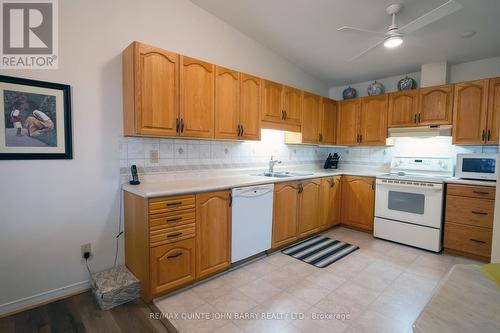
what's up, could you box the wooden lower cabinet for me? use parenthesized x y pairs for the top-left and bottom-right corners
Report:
(272, 182), (299, 248)
(297, 179), (321, 237)
(150, 238), (196, 295)
(320, 177), (341, 229)
(444, 184), (495, 261)
(196, 191), (231, 279)
(340, 176), (375, 232)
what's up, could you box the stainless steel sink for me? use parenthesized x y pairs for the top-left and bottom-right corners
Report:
(255, 171), (314, 178)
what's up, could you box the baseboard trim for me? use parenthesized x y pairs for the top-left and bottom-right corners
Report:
(0, 280), (91, 318)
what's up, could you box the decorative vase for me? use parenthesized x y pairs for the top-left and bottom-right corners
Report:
(367, 81), (385, 96)
(398, 76), (417, 91)
(342, 86), (357, 100)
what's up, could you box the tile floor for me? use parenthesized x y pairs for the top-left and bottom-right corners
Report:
(154, 226), (482, 333)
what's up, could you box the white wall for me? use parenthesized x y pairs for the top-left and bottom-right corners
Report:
(329, 57), (500, 99)
(0, 0), (329, 315)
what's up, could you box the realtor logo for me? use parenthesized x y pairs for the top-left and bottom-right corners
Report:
(1, 0), (58, 69)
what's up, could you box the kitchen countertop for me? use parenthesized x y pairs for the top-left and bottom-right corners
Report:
(122, 168), (385, 198)
(444, 177), (497, 187)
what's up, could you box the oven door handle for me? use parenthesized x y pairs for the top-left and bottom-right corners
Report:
(376, 182), (443, 191)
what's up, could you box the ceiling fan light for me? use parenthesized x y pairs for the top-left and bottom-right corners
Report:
(384, 36), (403, 48)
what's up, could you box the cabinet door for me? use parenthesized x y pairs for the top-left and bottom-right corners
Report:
(487, 77), (500, 144)
(214, 66), (240, 140)
(417, 84), (453, 125)
(298, 179), (321, 237)
(180, 56), (214, 138)
(301, 92), (321, 144)
(272, 182), (299, 248)
(240, 74), (262, 140)
(320, 98), (337, 145)
(283, 86), (302, 125)
(150, 238), (196, 295)
(196, 191), (231, 279)
(359, 95), (387, 145)
(320, 177), (341, 229)
(341, 176), (375, 232)
(134, 43), (179, 136)
(388, 91), (418, 127)
(337, 99), (361, 145)
(452, 80), (489, 144)
(262, 80), (284, 123)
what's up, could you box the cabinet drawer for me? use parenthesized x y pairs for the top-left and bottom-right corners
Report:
(150, 209), (195, 229)
(446, 184), (495, 200)
(150, 238), (196, 295)
(150, 224), (195, 247)
(445, 195), (494, 228)
(444, 222), (492, 258)
(149, 195), (195, 214)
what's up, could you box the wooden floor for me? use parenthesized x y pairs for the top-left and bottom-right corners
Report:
(0, 291), (177, 333)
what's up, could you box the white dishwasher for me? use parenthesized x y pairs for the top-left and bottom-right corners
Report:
(231, 184), (274, 263)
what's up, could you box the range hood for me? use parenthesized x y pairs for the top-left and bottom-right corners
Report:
(388, 125), (452, 138)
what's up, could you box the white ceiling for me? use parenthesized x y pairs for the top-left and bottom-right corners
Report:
(190, 0), (500, 86)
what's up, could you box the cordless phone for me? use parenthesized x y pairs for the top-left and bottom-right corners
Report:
(129, 165), (140, 185)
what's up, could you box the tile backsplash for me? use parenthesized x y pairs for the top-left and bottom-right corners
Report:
(120, 132), (498, 175)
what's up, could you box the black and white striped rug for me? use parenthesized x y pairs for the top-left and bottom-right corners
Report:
(281, 235), (359, 268)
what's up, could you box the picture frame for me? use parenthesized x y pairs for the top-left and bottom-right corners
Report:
(0, 75), (72, 159)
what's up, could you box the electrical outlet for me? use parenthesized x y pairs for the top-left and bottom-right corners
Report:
(149, 150), (159, 164)
(81, 243), (92, 259)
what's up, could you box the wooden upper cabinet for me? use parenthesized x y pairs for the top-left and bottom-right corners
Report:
(180, 56), (215, 138)
(297, 179), (321, 238)
(123, 42), (179, 137)
(388, 90), (418, 127)
(417, 84), (453, 125)
(214, 66), (240, 140)
(240, 74), (262, 141)
(283, 86), (302, 125)
(341, 176), (375, 232)
(359, 95), (388, 145)
(320, 177), (341, 228)
(337, 99), (361, 146)
(301, 92), (321, 144)
(195, 191), (231, 279)
(452, 79), (489, 144)
(272, 182), (299, 248)
(487, 77), (500, 144)
(320, 98), (337, 145)
(262, 80), (284, 123)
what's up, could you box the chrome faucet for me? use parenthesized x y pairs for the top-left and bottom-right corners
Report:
(268, 155), (282, 174)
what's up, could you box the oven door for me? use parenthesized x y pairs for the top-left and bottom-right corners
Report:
(375, 179), (444, 228)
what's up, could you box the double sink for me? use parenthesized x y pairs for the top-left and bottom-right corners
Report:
(256, 171), (314, 178)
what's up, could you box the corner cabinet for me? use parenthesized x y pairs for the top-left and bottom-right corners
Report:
(195, 191), (231, 279)
(123, 42), (180, 136)
(320, 177), (341, 229)
(261, 80), (302, 131)
(341, 176), (375, 232)
(180, 56), (215, 138)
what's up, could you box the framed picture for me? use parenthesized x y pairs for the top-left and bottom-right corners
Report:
(0, 75), (72, 159)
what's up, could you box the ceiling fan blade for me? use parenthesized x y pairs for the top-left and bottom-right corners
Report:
(337, 26), (385, 35)
(348, 39), (385, 62)
(400, 0), (463, 34)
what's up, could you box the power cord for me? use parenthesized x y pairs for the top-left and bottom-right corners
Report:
(114, 190), (124, 267)
(84, 253), (96, 289)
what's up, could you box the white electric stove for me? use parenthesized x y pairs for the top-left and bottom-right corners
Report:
(374, 156), (453, 252)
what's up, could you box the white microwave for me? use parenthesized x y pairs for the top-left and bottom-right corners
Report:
(456, 154), (498, 181)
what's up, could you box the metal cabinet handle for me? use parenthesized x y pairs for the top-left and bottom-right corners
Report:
(167, 232), (183, 238)
(482, 129), (485, 141)
(180, 118), (184, 133)
(176, 118), (180, 133)
(417, 113), (421, 123)
(166, 216), (183, 222)
(167, 252), (183, 259)
(229, 193), (232, 207)
(359, 134), (362, 143)
(469, 238), (486, 244)
(487, 129), (491, 141)
(166, 201), (182, 206)
(473, 191), (489, 195)
(281, 110), (285, 120)
(414, 114), (417, 124)
(471, 211), (488, 215)
(298, 183), (303, 193)
(237, 124), (241, 136)
(241, 125), (244, 136)
(319, 133), (323, 142)
(284, 111), (287, 120)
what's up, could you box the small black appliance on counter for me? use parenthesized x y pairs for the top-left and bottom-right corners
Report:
(324, 153), (340, 169)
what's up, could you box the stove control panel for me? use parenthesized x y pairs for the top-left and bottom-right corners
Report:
(390, 156), (453, 177)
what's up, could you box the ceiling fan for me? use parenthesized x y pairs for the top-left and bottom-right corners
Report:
(338, 0), (463, 61)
